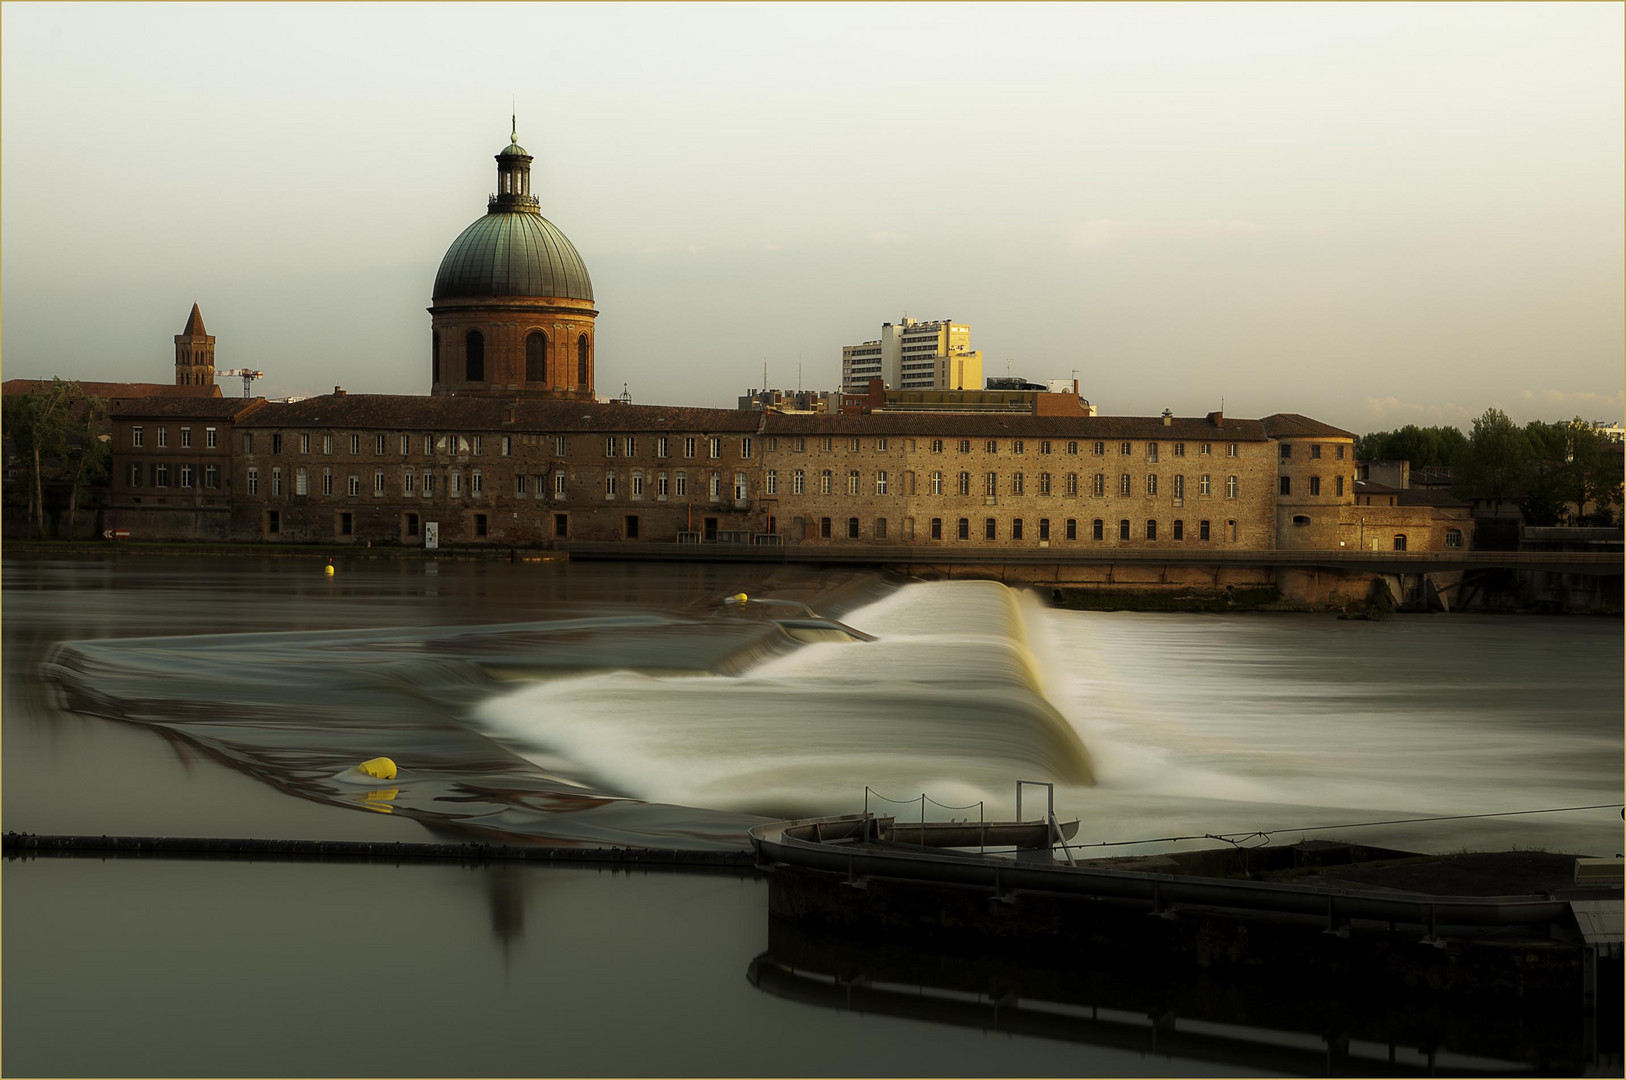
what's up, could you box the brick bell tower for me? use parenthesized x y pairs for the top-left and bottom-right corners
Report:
(175, 303), (215, 388)
(428, 119), (598, 398)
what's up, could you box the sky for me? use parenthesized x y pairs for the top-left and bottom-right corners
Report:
(2, 2), (1621, 433)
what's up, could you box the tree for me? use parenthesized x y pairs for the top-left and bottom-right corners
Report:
(1454, 407), (1530, 512)
(1355, 424), (1468, 467)
(1559, 418), (1623, 526)
(64, 394), (110, 539)
(2, 378), (81, 537)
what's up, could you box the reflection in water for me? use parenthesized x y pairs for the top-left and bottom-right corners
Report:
(749, 914), (1602, 1076)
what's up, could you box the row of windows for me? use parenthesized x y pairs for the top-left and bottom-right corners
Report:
(236, 465), (755, 503)
(432, 330), (590, 385)
(806, 516), (1240, 543)
(605, 436), (750, 459)
(129, 426), (218, 449)
(758, 469), (1248, 499)
(1280, 443), (1348, 461)
(127, 463), (221, 489)
(763, 438), (1254, 458)
(233, 431), (766, 461)
(206, 428), (1342, 465)
(600, 471), (749, 502)
(1279, 475), (1347, 497)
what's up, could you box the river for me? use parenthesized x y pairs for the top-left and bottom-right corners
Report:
(3, 554), (1620, 1076)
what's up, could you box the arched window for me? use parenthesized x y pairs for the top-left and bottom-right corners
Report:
(432, 332), (441, 383)
(526, 331), (548, 383)
(465, 330), (484, 382)
(577, 334), (589, 385)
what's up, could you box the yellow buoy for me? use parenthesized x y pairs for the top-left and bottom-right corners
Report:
(324, 564), (335, 576)
(356, 756), (397, 780)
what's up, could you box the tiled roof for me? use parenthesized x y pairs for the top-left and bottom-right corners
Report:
(4, 379), (220, 400)
(763, 412), (1273, 441)
(1260, 413), (1357, 439)
(237, 394), (761, 433)
(108, 397), (265, 420)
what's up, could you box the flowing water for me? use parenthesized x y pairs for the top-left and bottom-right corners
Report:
(3, 554), (1620, 1076)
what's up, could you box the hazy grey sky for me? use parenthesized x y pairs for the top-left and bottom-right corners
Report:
(3, 2), (1621, 430)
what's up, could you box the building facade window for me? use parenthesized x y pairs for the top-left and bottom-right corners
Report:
(1146, 519), (1157, 540)
(375, 470), (385, 495)
(271, 466), (282, 495)
(957, 518), (970, 540)
(984, 518), (997, 540)
(1200, 474), (1212, 496)
(958, 472), (971, 496)
(472, 469), (483, 496)
(848, 471), (860, 496)
(1393, 534), (1408, 551)
(1118, 519), (1130, 540)
(577, 335), (588, 384)
(1118, 474), (1131, 496)
(1309, 476), (1321, 496)
(1173, 474), (1184, 500)
(465, 330), (484, 381)
(204, 465), (219, 489)
(1146, 474), (1157, 496)
(180, 464), (194, 488)
(1280, 476), (1292, 496)
(348, 474), (361, 496)
(1200, 520), (1211, 540)
(158, 427), (168, 448)
(766, 470), (778, 495)
(321, 467), (333, 495)
(526, 331), (548, 382)
(181, 427), (192, 448)
(1173, 520), (1184, 540)
(793, 470), (805, 495)
(875, 471), (888, 495)
(1445, 528), (1462, 548)
(1227, 475), (1238, 498)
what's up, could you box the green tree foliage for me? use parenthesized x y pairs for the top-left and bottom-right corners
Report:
(1, 377), (110, 538)
(1559, 418), (1623, 526)
(1453, 407), (1531, 511)
(1354, 424), (1467, 467)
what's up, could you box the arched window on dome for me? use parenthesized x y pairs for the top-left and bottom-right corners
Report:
(432, 332), (441, 383)
(577, 335), (589, 386)
(466, 330), (484, 382)
(526, 332), (548, 384)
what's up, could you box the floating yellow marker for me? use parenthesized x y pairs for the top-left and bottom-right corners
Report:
(324, 565), (335, 576)
(356, 756), (397, 780)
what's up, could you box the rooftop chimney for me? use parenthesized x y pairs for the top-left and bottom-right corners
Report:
(334, 386), (346, 397)
(1207, 410), (1224, 428)
(1161, 408), (1173, 426)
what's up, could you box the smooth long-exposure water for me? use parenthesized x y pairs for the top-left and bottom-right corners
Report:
(4, 554), (1621, 1076)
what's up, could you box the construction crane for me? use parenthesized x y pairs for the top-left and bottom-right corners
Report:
(218, 369), (264, 398)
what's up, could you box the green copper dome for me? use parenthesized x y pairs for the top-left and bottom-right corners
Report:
(433, 211), (594, 302)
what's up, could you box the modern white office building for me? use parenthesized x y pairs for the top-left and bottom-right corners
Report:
(840, 316), (983, 392)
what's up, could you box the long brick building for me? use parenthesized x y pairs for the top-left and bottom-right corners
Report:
(103, 128), (1466, 556)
